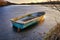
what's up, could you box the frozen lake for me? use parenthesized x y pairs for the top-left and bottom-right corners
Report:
(0, 5), (60, 40)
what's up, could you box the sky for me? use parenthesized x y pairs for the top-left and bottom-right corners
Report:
(6, 0), (47, 3)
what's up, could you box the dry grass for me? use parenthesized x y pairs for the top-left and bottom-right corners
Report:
(44, 23), (60, 40)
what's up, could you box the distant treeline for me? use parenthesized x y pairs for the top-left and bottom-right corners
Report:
(0, 1), (18, 7)
(20, 1), (60, 5)
(0, 1), (60, 7)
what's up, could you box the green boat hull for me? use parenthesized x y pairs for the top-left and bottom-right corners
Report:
(12, 20), (37, 29)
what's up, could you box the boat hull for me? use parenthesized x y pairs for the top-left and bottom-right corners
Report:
(11, 15), (44, 29)
(10, 12), (45, 30)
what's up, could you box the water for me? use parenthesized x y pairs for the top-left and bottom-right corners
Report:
(43, 4), (60, 12)
(0, 5), (46, 40)
(0, 5), (60, 40)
